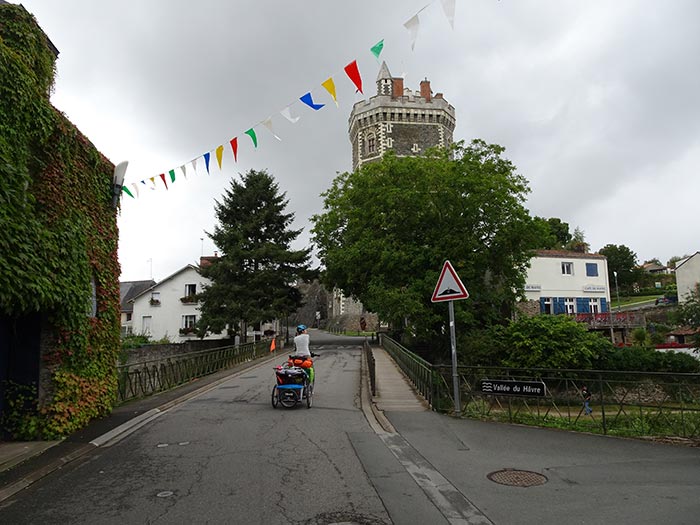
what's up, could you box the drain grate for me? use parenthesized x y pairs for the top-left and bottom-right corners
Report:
(488, 469), (547, 487)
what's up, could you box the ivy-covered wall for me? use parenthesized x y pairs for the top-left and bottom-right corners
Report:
(0, 4), (121, 439)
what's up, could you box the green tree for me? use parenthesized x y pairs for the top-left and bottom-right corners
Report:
(598, 244), (641, 293)
(499, 315), (612, 369)
(197, 169), (315, 336)
(564, 226), (589, 252)
(675, 289), (700, 347)
(532, 217), (572, 249)
(311, 141), (540, 346)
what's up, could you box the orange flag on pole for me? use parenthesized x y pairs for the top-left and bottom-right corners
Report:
(270, 338), (276, 352)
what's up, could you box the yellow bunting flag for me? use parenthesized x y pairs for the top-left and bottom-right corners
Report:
(216, 145), (224, 169)
(321, 77), (338, 106)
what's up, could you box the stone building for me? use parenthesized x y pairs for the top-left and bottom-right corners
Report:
(348, 62), (456, 171)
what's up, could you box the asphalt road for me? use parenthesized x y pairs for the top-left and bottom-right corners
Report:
(0, 335), (391, 524)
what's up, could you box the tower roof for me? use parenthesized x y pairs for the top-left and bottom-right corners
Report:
(376, 61), (392, 81)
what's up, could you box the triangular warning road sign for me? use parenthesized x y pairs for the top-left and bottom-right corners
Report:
(431, 261), (469, 303)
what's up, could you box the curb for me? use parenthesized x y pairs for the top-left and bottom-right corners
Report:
(360, 347), (395, 434)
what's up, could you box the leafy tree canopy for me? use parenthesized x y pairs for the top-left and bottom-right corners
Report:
(198, 169), (315, 335)
(311, 140), (540, 344)
(598, 243), (641, 291)
(532, 216), (572, 249)
(564, 226), (589, 253)
(497, 315), (612, 369)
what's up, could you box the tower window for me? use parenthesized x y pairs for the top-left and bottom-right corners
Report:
(367, 134), (376, 154)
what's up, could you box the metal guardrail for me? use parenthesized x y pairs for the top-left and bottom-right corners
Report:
(380, 335), (700, 440)
(363, 339), (376, 396)
(116, 340), (273, 403)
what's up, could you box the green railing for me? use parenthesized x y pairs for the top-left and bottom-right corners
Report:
(117, 340), (274, 403)
(380, 336), (700, 440)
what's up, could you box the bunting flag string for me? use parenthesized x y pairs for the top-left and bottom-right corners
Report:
(121, 0), (458, 201)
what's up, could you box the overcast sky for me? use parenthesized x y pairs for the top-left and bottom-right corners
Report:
(16, 0), (700, 282)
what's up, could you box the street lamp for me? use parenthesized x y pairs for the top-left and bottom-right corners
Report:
(613, 271), (621, 312)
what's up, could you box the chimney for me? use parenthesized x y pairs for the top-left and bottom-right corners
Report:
(199, 252), (219, 269)
(392, 77), (404, 98)
(420, 78), (431, 101)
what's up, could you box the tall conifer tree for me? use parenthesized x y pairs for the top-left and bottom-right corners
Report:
(197, 169), (314, 336)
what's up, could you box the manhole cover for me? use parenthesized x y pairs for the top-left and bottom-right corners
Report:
(487, 469), (547, 487)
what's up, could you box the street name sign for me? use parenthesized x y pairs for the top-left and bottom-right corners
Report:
(480, 379), (547, 397)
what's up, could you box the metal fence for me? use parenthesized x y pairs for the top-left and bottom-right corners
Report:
(117, 340), (273, 403)
(380, 335), (700, 440)
(363, 339), (376, 396)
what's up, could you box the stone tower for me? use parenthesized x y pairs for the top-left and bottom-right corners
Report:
(348, 62), (456, 171)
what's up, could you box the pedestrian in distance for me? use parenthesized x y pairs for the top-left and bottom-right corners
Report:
(581, 385), (592, 415)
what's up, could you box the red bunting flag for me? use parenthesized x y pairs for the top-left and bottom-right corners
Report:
(344, 60), (363, 94)
(230, 137), (238, 162)
(159, 173), (168, 189)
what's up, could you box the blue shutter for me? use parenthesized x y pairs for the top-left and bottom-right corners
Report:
(576, 297), (588, 313)
(601, 298), (608, 313)
(554, 297), (566, 314)
(539, 297), (546, 313)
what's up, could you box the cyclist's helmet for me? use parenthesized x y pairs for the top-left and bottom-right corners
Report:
(296, 324), (307, 333)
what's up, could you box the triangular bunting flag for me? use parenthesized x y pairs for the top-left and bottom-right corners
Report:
(122, 186), (135, 198)
(300, 92), (325, 110)
(159, 173), (168, 189)
(180, 164), (187, 179)
(370, 39), (384, 60)
(216, 145), (224, 169)
(441, 0), (455, 29)
(262, 117), (282, 140)
(404, 14), (420, 50)
(203, 152), (211, 174)
(191, 158), (198, 174)
(245, 128), (258, 148)
(148, 177), (156, 190)
(169, 169), (176, 183)
(321, 77), (338, 106)
(344, 60), (363, 93)
(230, 137), (238, 162)
(131, 183), (140, 198)
(280, 106), (300, 124)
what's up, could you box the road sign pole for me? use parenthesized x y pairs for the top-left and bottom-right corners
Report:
(448, 300), (461, 414)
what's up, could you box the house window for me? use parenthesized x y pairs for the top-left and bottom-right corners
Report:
(589, 298), (600, 314)
(561, 262), (573, 275)
(141, 316), (152, 335)
(150, 291), (161, 306)
(565, 298), (575, 314)
(543, 297), (552, 314)
(586, 263), (599, 277)
(185, 284), (196, 296)
(183, 315), (196, 328)
(126, 313), (132, 322)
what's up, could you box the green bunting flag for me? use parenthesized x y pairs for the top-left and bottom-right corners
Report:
(245, 128), (258, 148)
(370, 39), (384, 59)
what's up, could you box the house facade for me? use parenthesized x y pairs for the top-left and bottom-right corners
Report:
(119, 280), (155, 335)
(131, 265), (226, 342)
(520, 250), (611, 315)
(675, 252), (700, 303)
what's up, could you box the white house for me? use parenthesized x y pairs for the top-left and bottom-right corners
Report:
(521, 250), (611, 315)
(130, 264), (227, 342)
(675, 252), (700, 304)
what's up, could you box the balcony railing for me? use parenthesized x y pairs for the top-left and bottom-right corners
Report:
(573, 311), (645, 328)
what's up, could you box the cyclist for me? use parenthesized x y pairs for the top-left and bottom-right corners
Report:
(292, 324), (314, 384)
